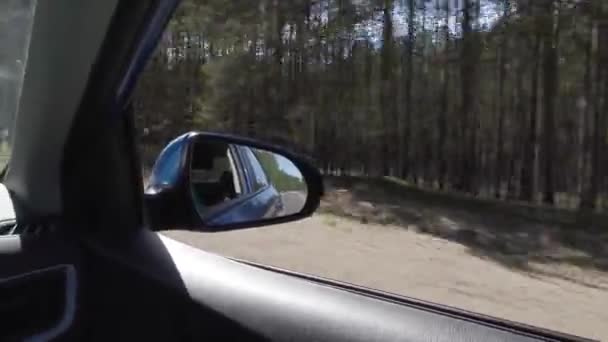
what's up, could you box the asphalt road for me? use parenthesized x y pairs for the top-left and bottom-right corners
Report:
(279, 191), (307, 216)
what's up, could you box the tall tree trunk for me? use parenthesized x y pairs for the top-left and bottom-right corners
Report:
(520, 34), (541, 202)
(437, 0), (450, 190)
(582, 11), (608, 210)
(438, 66), (450, 190)
(458, 0), (479, 193)
(579, 18), (596, 209)
(494, 0), (510, 198)
(400, 0), (415, 179)
(380, 0), (394, 175)
(494, 35), (508, 198)
(540, 0), (559, 205)
(512, 51), (527, 199)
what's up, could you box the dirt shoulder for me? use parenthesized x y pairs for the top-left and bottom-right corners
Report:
(163, 177), (608, 341)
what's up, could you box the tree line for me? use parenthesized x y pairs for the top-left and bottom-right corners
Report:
(134, 0), (608, 212)
(254, 150), (306, 192)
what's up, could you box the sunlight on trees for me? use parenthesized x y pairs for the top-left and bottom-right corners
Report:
(134, 0), (608, 212)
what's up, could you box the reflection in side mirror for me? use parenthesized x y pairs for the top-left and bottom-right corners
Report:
(189, 139), (307, 226)
(144, 132), (322, 231)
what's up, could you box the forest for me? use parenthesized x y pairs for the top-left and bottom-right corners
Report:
(254, 150), (307, 192)
(134, 0), (608, 212)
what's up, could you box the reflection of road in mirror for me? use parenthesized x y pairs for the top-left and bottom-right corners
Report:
(252, 147), (308, 218)
(278, 191), (307, 216)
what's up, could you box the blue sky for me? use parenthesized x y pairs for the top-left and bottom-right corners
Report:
(354, 0), (501, 45)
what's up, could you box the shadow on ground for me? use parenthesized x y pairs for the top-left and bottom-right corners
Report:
(320, 176), (608, 289)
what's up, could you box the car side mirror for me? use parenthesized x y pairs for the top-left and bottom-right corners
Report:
(144, 132), (323, 231)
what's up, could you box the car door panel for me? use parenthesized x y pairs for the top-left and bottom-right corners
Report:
(1, 264), (76, 341)
(0, 234), (84, 341)
(83, 229), (588, 342)
(0, 229), (591, 341)
(205, 186), (280, 225)
(79, 228), (266, 341)
(158, 234), (586, 342)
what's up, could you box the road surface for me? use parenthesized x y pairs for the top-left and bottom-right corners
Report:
(278, 191), (306, 216)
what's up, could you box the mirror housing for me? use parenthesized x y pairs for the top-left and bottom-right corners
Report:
(144, 132), (323, 231)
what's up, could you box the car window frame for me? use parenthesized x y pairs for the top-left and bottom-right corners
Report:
(232, 145), (252, 193)
(226, 145), (243, 195)
(227, 144), (248, 195)
(240, 146), (269, 192)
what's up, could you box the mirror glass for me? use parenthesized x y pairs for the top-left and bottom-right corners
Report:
(189, 139), (308, 226)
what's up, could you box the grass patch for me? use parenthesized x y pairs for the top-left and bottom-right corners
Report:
(320, 214), (338, 227)
(382, 176), (608, 230)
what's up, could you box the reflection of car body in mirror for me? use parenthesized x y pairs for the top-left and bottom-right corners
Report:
(144, 132), (322, 231)
(189, 140), (289, 225)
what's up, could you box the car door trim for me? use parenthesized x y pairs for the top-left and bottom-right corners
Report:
(0, 264), (77, 341)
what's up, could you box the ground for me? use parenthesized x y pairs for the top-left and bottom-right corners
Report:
(162, 177), (608, 341)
